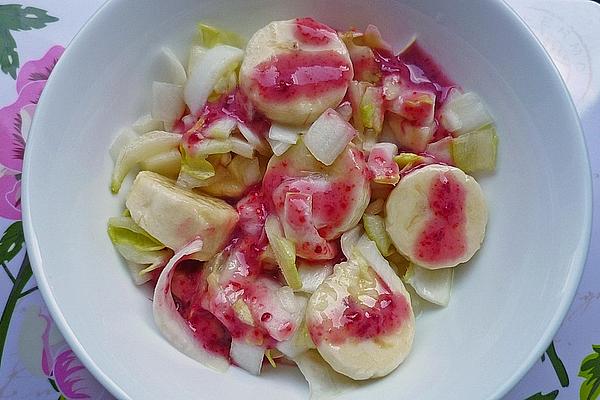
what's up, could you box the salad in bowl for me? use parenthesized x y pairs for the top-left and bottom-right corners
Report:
(107, 17), (497, 396)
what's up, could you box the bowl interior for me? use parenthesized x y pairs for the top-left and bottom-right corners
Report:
(22, 0), (590, 399)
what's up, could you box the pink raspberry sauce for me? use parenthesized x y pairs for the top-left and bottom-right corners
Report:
(251, 51), (352, 102)
(262, 147), (369, 242)
(415, 172), (467, 264)
(294, 17), (336, 45)
(374, 42), (456, 141)
(183, 89), (270, 151)
(309, 291), (410, 345)
(170, 260), (232, 358)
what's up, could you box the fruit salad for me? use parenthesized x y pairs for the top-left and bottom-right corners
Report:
(107, 17), (498, 397)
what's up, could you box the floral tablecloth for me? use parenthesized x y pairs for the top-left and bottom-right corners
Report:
(0, 1), (599, 399)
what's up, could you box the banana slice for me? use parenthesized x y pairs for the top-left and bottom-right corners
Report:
(262, 141), (370, 259)
(126, 171), (238, 259)
(385, 164), (487, 269)
(306, 258), (414, 380)
(240, 18), (353, 126)
(202, 243), (307, 348)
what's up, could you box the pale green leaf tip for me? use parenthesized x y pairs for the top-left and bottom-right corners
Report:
(110, 180), (121, 194)
(265, 349), (277, 368)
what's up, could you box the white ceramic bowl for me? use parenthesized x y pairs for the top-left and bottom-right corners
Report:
(22, 0), (591, 399)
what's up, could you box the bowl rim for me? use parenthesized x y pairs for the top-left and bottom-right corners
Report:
(486, 1), (592, 396)
(20, 0), (592, 399)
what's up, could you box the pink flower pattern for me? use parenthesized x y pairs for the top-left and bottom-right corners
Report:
(39, 311), (110, 399)
(0, 45), (64, 220)
(0, 43), (110, 399)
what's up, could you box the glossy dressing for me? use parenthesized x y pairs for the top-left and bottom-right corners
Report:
(415, 172), (467, 264)
(251, 51), (352, 102)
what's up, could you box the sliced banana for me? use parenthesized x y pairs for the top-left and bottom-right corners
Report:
(240, 18), (353, 126)
(126, 171), (238, 259)
(306, 259), (414, 380)
(297, 259), (334, 294)
(262, 141), (370, 259)
(385, 164), (487, 269)
(203, 243), (307, 343)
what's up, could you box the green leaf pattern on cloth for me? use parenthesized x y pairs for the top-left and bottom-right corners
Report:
(0, 4), (58, 78)
(0, 28), (18, 79)
(546, 341), (570, 388)
(0, 221), (24, 266)
(579, 345), (600, 400)
(525, 390), (559, 400)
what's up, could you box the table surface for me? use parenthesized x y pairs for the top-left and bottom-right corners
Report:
(0, 1), (598, 399)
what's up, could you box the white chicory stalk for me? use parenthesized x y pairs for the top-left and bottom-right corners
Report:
(230, 338), (264, 376)
(131, 113), (164, 134)
(297, 260), (334, 294)
(264, 349), (278, 368)
(267, 138), (292, 157)
(362, 213), (393, 256)
(393, 152), (428, 170)
(151, 81), (186, 124)
(124, 260), (154, 285)
(268, 123), (301, 144)
(114, 243), (168, 267)
(177, 149), (216, 189)
(158, 47), (187, 85)
(403, 283), (426, 320)
(117, 246), (172, 285)
(229, 136), (255, 159)
(335, 101), (353, 122)
(363, 24), (392, 52)
(232, 299), (254, 325)
(197, 23), (246, 49)
(404, 262), (453, 306)
(364, 198), (385, 215)
(387, 113), (434, 153)
(340, 225), (364, 260)
(348, 81), (370, 133)
(451, 125), (498, 173)
(192, 138), (233, 157)
(254, 279), (306, 342)
(187, 45), (207, 75)
(304, 108), (357, 166)
(360, 86), (384, 134)
(153, 239), (230, 371)
(184, 45), (244, 115)
(109, 127), (138, 162)
(108, 215), (172, 284)
(140, 148), (182, 179)
(111, 131), (181, 193)
(107, 216), (164, 251)
(387, 90), (435, 125)
(113, 241), (167, 265)
(354, 235), (404, 293)
(227, 155), (261, 186)
(276, 320), (314, 358)
(425, 137), (453, 164)
(265, 215), (301, 290)
(294, 350), (358, 400)
(204, 117), (237, 139)
(137, 251), (173, 275)
(237, 123), (269, 155)
(441, 91), (493, 135)
(182, 114), (198, 131)
(397, 34), (417, 55)
(367, 142), (400, 185)
(362, 129), (378, 152)
(282, 192), (335, 260)
(382, 74), (403, 101)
